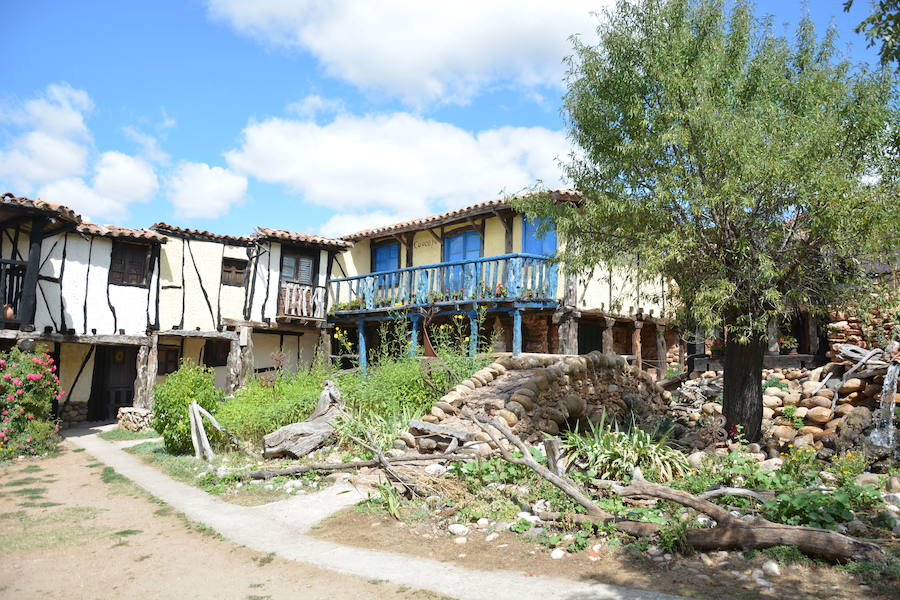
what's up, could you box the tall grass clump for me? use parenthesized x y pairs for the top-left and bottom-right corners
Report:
(151, 361), (222, 454)
(216, 358), (331, 445)
(562, 414), (689, 483)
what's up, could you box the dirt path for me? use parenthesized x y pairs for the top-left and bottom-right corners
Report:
(0, 445), (447, 600)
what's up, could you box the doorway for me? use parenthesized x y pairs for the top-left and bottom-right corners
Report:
(88, 346), (138, 421)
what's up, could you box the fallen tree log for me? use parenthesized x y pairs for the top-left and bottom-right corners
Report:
(236, 451), (475, 481)
(263, 380), (344, 458)
(462, 409), (887, 563)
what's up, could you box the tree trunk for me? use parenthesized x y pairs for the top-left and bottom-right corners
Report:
(722, 333), (766, 441)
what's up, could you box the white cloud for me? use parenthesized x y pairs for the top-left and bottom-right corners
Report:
(225, 112), (569, 237)
(319, 211), (410, 238)
(123, 127), (171, 164)
(167, 162), (247, 219)
(207, 0), (605, 105)
(93, 152), (158, 203)
(0, 84), (161, 221)
(285, 94), (345, 120)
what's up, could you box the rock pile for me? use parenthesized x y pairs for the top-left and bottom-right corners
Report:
(60, 401), (88, 422)
(826, 309), (897, 358)
(400, 351), (670, 454)
(117, 406), (152, 431)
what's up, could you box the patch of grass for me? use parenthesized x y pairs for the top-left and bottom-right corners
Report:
(255, 552), (276, 566)
(136, 554), (152, 562)
(248, 583), (264, 588)
(10, 487), (46, 498)
(71, 448), (85, 453)
(100, 467), (128, 484)
(247, 596), (272, 600)
(85, 461), (102, 468)
(19, 464), (43, 473)
(113, 529), (142, 536)
(111, 540), (129, 548)
(0, 506), (107, 555)
(98, 428), (159, 441)
(4, 477), (41, 487)
(19, 501), (62, 508)
(154, 506), (174, 517)
(839, 555), (900, 595)
(752, 545), (810, 565)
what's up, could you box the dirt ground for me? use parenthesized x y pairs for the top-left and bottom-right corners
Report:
(311, 506), (897, 600)
(0, 444), (450, 600)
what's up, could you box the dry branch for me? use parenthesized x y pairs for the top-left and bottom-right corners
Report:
(460, 408), (887, 563)
(263, 380), (345, 458)
(236, 451), (474, 481)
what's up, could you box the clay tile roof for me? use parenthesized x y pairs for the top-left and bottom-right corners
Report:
(1, 192), (82, 224)
(254, 227), (352, 250)
(78, 222), (167, 243)
(151, 222), (253, 245)
(340, 189), (581, 241)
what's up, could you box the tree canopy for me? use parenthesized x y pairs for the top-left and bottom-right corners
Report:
(845, 0), (900, 68)
(518, 0), (899, 440)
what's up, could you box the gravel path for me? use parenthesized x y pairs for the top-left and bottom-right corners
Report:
(65, 426), (686, 600)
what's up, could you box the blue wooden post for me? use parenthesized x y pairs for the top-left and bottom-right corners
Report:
(512, 308), (522, 355)
(357, 320), (367, 375)
(409, 314), (421, 357)
(468, 310), (478, 357)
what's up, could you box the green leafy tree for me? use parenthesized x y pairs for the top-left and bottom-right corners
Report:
(518, 0), (898, 440)
(845, 0), (900, 67)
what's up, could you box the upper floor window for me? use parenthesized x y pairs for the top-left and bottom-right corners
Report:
(373, 241), (400, 273)
(221, 257), (247, 287)
(281, 249), (316, 286)
(523, 217), (557, 256)
(109, 241), (152, 287)
(443, 230), (481, 262)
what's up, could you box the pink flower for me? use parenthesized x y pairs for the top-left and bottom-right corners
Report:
(19, 407), (24, 413)
(50, 366), (56, 373)
(1, 410), (6, 415)
(26, 436), (32, 442)
(5, 395), (12, 402)
(16, 389), (24, 396)
(26, 414), (33, 419)
(12, 378), (22, 386)
(0, 433), (6, 439)
(3, 374), (10, 381)
(26, 373), (41, 381)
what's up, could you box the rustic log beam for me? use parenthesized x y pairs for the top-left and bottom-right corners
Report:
(236, 452), (475, 481)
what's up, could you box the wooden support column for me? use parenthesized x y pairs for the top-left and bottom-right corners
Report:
(512, 309), (522, 356)
(19, 217), (46, 329)
(319, 325), (333, 362)
(468, 310), (478, 357)
(602, 317), (615, 354)
(409, 314), (421, 357)
(632, 320), (644, 371)
(766, 318), (780, 355)
(357, 320), (367, 375)
(225, 336), (242, 395)
(555, 311), (579, 355)
(655, 325), (667, 379)
(238, 326), (254, 388)
(133, 344), (150, 410)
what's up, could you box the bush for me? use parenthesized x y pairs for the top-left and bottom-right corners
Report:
(762, 485), (883, 530)
(150, 362), (222, 454)
(217, 364), (328, 443)
(0, 348), (61, 459)
(561, 414), (690, 482)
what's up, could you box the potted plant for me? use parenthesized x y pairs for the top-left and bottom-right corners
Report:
(779, 335), (798, 355)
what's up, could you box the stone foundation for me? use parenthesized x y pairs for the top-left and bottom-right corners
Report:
(117, 407), (152, 432)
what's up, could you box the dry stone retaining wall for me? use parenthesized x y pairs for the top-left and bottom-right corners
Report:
(405, 351), (669, 453)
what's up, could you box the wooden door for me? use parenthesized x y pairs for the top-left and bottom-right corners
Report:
(90, 346), (138, 421)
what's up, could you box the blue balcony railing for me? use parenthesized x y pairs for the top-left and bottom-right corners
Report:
(328, 253), (558, 314)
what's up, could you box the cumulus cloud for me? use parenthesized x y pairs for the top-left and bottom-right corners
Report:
(167, 162), (248, 219)
(0, 84), (162, 221)
(207, 0), (605, 105)
(225, 112), (569, 237)
(285, 94), (346, 120)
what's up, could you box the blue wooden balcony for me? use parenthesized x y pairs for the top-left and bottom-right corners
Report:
(328, 253), (558, 315)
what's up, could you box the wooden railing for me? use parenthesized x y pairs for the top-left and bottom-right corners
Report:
(0, 259), (26, 325)
(328, 253), (558, 313)
(277, 283), (327, 319)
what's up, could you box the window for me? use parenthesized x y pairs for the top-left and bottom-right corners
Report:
(109, 242), (152, 286)
(221, 258), (247, 287)
(373, 241), (400, 273)
(443, 230), (481, 262)
(157, 346), (180, 375)
(281, 250), (316, 286)
(523, 217), (557, 256)
(443, 230), (481, 292)
(203, 340), (231, 368)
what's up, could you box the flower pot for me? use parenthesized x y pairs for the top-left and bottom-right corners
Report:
(2, 304), (13, 319)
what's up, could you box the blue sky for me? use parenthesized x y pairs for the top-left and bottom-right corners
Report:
(0, 1), (881, 238)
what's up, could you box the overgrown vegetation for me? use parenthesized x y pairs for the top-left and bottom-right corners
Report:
(150, 362), (222, 454)
(0, 348), (61, 459)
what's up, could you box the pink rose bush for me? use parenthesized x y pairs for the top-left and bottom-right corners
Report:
(0, 348), (61, 459)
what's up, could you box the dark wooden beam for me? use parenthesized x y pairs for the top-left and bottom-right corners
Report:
(18, 217), (46, 327)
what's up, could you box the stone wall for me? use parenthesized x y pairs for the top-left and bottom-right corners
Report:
(405, 351), (670, 453)
(826, 308), (898, 359)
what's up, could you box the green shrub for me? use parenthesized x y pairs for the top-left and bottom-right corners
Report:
(0, 348), (61, 459)
(150, 362), (222, 454)
(763, 377), (789, 392)
(561, 414), (689, 482)
(217, 365), (328, 443)
(762, 485), (883, 529)
(827, 449), (869, 486)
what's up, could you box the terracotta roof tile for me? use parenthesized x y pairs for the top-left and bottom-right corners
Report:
(78, 222), (167, 243)
(254, 227), (352, 249)
(151, 222), (253, 245)
(340, 189), (581, 241)
(1, 192), (82, 224)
